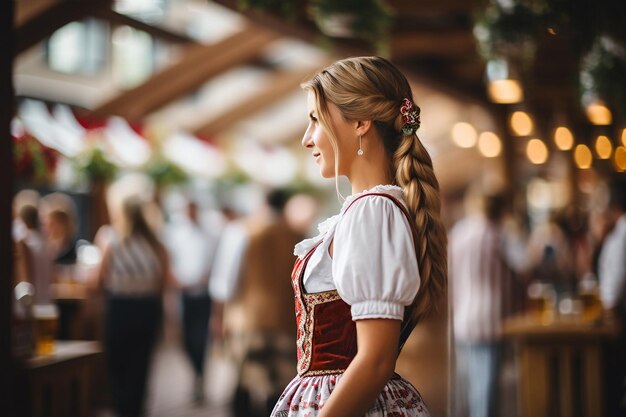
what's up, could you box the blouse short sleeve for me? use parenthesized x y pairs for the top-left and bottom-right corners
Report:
(332, 195), (421, 321)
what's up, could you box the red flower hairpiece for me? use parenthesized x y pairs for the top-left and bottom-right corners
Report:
(400, 98), (420, 136)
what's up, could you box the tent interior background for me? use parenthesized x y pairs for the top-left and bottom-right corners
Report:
(5, 0), (626, 417)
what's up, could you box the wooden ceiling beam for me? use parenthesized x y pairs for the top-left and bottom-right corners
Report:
(15, 0), (112, 56)
(213, 0), (486, 104)
(91, 26), (279, 120)
(214, 0), (321, 47)
(193, 65), (326, 136)
(94, 9), (196, 44)
(391, 30), (476, 58)
(15, 0), (61, 27)
(387, 0), (476, 15)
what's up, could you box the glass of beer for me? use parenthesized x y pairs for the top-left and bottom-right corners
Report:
(579, 276), (602, 321)
(527, 281), (556, 323)
(33, 304), (59, 356)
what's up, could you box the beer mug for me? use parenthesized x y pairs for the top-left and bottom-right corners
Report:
(578, 275), (602, 321)
(527, 281), (556, 323)
(33, 304), (59, 356)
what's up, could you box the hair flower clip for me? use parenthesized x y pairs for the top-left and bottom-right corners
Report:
(400, 98), (421, 136)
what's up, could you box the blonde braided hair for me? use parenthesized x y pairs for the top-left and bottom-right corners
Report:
(302, 56), (447, 324)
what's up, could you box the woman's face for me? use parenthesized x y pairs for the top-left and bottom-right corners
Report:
(302, 91), (356, 178)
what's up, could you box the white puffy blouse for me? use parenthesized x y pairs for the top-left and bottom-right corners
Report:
(294, 185), (421, 321)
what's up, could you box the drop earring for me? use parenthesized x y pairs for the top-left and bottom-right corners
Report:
(357, 135), (364, 156)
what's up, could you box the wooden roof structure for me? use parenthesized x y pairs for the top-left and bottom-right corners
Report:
(13, 0), (626, 190)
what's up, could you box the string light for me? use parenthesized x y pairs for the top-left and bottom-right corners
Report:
(574, 144), (593, 169)
(477, 131), (502, 158)
(485, 59), (523, 104)
(586, 100), (612, 125)
(487, 80), (523, 104)
(451, 122), (478, 148)
(510, 111), (533, 136)
(621, 128), (626, 147)
(595, 135), (613, 159)
(614, 146), (626, 172)
(527, 139), (548, 164)
(554, 127), (574, 151)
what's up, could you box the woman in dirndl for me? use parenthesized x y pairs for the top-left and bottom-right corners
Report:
(270, 56), (447, 417)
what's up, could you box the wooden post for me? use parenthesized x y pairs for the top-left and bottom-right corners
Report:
(497, 105), (521, 212)
(1, 1), (16, 416)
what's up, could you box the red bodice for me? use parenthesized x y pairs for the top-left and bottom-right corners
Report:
(291, 192), (420, 377)
(292, 244), (357, 376)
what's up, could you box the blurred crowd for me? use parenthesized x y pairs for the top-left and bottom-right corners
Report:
(10, 176), (626, 417)
(450, 179), (626, 417)
(11, 174), (318, 417)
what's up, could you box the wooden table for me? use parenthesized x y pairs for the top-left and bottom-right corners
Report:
(503, 314), (619, 417)
(24, 340), (103, 417)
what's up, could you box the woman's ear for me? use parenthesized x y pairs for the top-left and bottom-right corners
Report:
(355, 120), (373, 137)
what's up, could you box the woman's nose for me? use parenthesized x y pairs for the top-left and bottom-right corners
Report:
(302, 129), (313, 148)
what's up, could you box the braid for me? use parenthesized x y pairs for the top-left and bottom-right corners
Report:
(394, 132), (448, 323)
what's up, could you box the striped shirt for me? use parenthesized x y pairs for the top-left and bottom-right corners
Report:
(104, 234), (163, 296)
(449, 215), (526, 342)
(599, 214), (626, 311)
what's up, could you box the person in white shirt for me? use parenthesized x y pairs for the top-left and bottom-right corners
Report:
(14, 204), (55, 305)
(211, 191), (304, 417)
(598, 179), (626, 417)
(164, 199), (217, 404)
(208, 207), (249, 304)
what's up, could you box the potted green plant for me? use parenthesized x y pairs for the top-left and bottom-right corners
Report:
(13, 134), (59, 184)
(144, 157), (188, 188)
(77, 146), (118, 183)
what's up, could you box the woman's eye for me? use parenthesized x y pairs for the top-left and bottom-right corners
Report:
(309, 115), (317, 122)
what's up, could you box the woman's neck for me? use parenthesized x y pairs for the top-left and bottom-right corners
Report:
(348, 147), (393, 194)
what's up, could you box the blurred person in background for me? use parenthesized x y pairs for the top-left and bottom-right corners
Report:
(46, 209), (77, 264)
(41, 192), (80, 340)
(209, 203), (248, 344)
(449, 191), (527, 417)
(40, 192), (79, 265)
(12, 189), (40, 241)
(93, 194), (174, 417)
(527, 212), (576, 294)
(210, 189), (303, 417)
(598, 179), (626, 417)
(555, 206), (592, 281)
(164, 198), (217, 405)
(14, 203), (55, 305)
(589, 208), (612, 277)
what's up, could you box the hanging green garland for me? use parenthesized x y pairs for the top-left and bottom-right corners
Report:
(309, 0), (393, 54)
(473, 0), (544, 66)
(580, 36), (626, 114)
(237, 0), (298, 20)
(237, 0), (393, 54)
